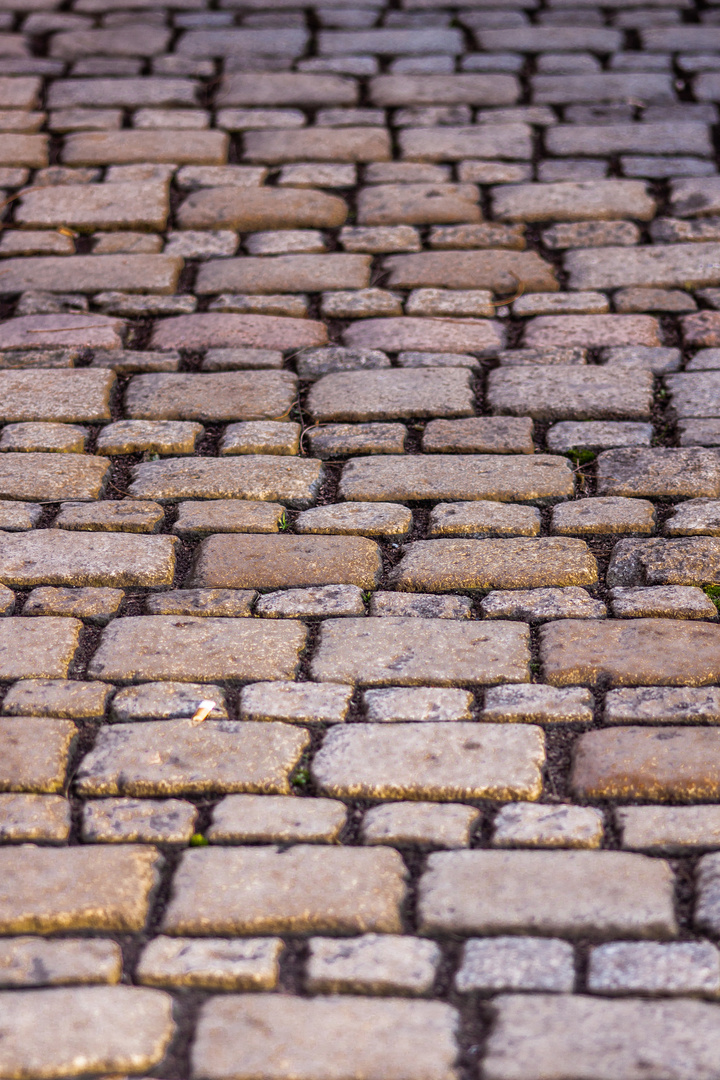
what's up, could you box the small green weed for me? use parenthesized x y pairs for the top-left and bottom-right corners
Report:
(188, 833), (208, 847)
(567, 449), (596, 467)
(704, 585), (720, 613)
(278, 511), (290, 532)
(529, 661), (540, 674)
(362, 591), (372, 603)
(291, 766), (310, 788)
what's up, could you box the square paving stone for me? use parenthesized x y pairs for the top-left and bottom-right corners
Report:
(82, 797), (198, 843)
(361, 802), (480, 848)
(240, 681), (352, 724)
(573, 726), (720, 801)
(492, 803), (604, 849)
(111, 683), (228, 722)
(0, 793), (70, 843)
(0, 370), (114, 423)
(306, 935), (441, 996)
(54, 500), (166, 534)
(610, 585), (717, 619)
(163, 845), (406, 936)
(605, 687), (720, 725)
(125, 372), (296, 423)
(23, 586), (124, 625)
(418, 850), (677, 938)
(428, 502), (540, 539)
(422, 417), (534, 455)
(487, 367), (653, 421)
(0, 937), (121, 987)
(146, 589), (256, 618)
(597, 448), (720, 500)
(128, 457), (324, 508)
(0, 985), (174, 1077)
(364, 688), (474, 723)
(0, 532), (176, 588)
(0, 717), (76, 794)
(480, 586), (606, 622)
(540, 619), (720, 687)
(455, 938), (575, 994)
(307, 369), (475, 423)
(0, 846), (162, 934)
(137, 936), (283, 991)
(587, 941), (720, 996)
(190, 535), (382, 591)
(295, 503), (413, 539)
(2, 679), (111, 719)
(208, 794), (347, 843)
(607, 537), (720, 588)
(311, 618), (530, 686)
(88, 616), (306, 683)
(173, 500), (285, 536)
(339, 455), (574, 505)
(552, 497), (656, 536)
(392, 538), (597, 592)
(191, 996), (457, 1080)
(618, 806), (720, 853)
(369, 593), (472, 619)
(312, 722), (544, 802)
(75, 720), (310, 797)
(0, 618), (82, 680)
(0, 452), (110, 501)
(483, 995), (720, 1080)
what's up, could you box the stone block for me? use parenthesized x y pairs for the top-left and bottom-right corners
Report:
(0, 452), (109, 502)
(54, 500), (165, 534)
(128, 457), (324, 508)
(546, 421), (652, 453)
(607, 537), (720, 587)
(308, 369), (475, 423)
(0, 936), (120, 987)
(552, 497), (655, 536)
(125, 371), (296, 423)
(149, 313), (327, 352)
(23, 586), (123, 625)
(191, 535), (381, 591)
(482, 684), (594, 724)
(0, 370), (113, 424)
(605, 686), (720, 725)
(2, 679), (111, 720)
(383, 250), (557, 293)
(0, 717), (76, 794)
(0, 532), (176, 588)
(487, 366), (653, 421)
(244, 128), (391, 163)
(369, 593), (472, 619)
(0, 257), (180, 296)
(0, 793), (70, 843)
(566, 242), (720, 290)
(588, 941), (720, 996)
(342, 316), (504, 355)
(178, 186), (347, 231)
(0, 618), (81, 680)
(428, 502), (540, 539)
(399, 123), (531, 161)
(137, 936), (282, 991)
(422, 417), (534, 455)
(146, 590), (255, 618)
(364, 688), (473, 723)
(618, 806), (720, 853)
(307, 934), (441, 996)
(362, 802), (480, 848)
(111, 682), (228, 722)
(296, 503), (412, 538)
(16, 181), (169, 232)
(240, 682), (351, 725)
(597, 448), (720, 499)
(62, 129), (228, 165)
(610, 585), (717, 619)
(455, 938), (575, 994)
(493, 180), (655, 223)
(97, 420), (202, 456)
(493, 803), (604, 849)
(208, 794), (346, 844)
(82, 797), (197, 844)
(255, 585), (365, 619)
(0, 422), (87, 454)
(173, 501), (285, 535)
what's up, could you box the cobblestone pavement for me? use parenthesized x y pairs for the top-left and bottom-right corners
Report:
(4, 0), (720, 1076)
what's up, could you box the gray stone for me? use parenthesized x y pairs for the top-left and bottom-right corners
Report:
(428, 502), (540, 539)
(125, 371), (296, 423)
(307, 369), (475, 423)
(307, 934), (441, 996)
(588, 941), (720, 996)
(552, 497), (656, 537)
(0, 370), (114, 424)
(296, 346), (390, 381)
(295, 503), (412, 538)
(0, 793), (70, 843)
(97, 420), (203, 456)
(0, 937), (121, 987)
(146, 590), (256, 618)
(0, 618), (82, 681)
(482, 684), (594, 724)
(0, 422), (87, 454)
(566, 242), (720, 290)
(82, 797), (196, 844)
(547, 122), (711, 156)
(607, 537), (720, 588)
(605, 686), (720, 725)
(480, 587), (606, 622)
(419, 850), (677, 938)
(22, 586), (123, 625)
(137, 936), (282, 991)
(665, 499), (720, 536)
(256, 585), (365, 618)
(369, 593), (472, 619)
(240, 682), (352, 725)
(208, 795), (347, 843)
(618, 805), (720, 853)
(2, 679), (111, 720)
(173, 500), (285, 536)
(0, 531), (176, 588)
(603, 345), (681, 373)
(610, 585), (717, 619)
(54, 501), (166, 534)
(362, 802), (480, 848)
(546, 421), (653, 453)
(0, 453), (109, 502)
(0, 501), (41, 531)
(364, 687), (473, 723)
(597, 448), (720, 500)
(306, 424), (407, 459)
(422, 417), (534, 455)
(128, 456), (324, 508)
(493, 803), (604, 849)
(455, 937), (575, 994)
(488, 367), (653, 421)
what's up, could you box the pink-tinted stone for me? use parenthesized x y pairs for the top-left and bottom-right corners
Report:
(524, 315), (661, 349)
(0, 315), (123, 352)
(682, 312), (720, 349)
(150, 314), (328, 352)
(343, 317), (504, 355)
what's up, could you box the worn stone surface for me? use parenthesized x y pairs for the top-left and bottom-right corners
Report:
(422, 418), (534, 455)
(0, 452), (109, 502)
(0, 717), (76, 794)
(493, 803), (604, 849)
(111, 682), (227, 722)
(137, 936), (282, 991)
(308, 369), (476, 423)
(256, 585), (366, 619)
(2, 679), (111, 720)
(482, 684), (594, 724)
(481, 587), (606, 623)
(307, 934), (441, 996)
(82, 797), (197, 844)
(364, 688), (473, 724)
(456, 938), (575, 994)
(610, 585), (717, 619)
(240, 682), (352, 725)
(0, 618), (82, 681)
(587, 941), (720, 996)
(23, 586), (123, 625)
(606, 537), (720, 587)
(129, 457), (324, 508)
(552, 497), (655, 536)
(0, 793), (70, 843)
(618, 806), (720, 853)
(208, 795), (346, 844)
(296, 503), (412, 538)
(0, 935), (120, 987)
(0, 532), (176, 588)
(362, 802), (480, 849)
(488, 367), (653, 421)
(596, 448), (720, 500)
(173, 500), (285, 536)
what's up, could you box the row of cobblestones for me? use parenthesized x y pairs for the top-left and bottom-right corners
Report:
(3, 0), (720, 1076)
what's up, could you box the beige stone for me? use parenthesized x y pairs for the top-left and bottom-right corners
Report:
(128, 457), (324, 508)
(0, 134), (47, 168)
(23, 586), (123, 625)
(313, 722), (544, 802)
(0, 618), (81, 680)
(0, 532), (176, 587)
(55, 500), (165, 534)
(610, 585), (717, 619)
(16, 181), (169, 232)
(311, 618), (530, 686)
(125, 371), (295, 423)
(370, 74), (519, 107)
(487, 366), (653, 421)
(239, 681), (352, 725)
(480, 587), (606, 623)
(150, 312), (327, 352)
(197, 254), (371, 296)
(493, 181), (655, 223)
(146, 589), (255, 618)
(295, 503), (412, 539)
(76, 720), (309, 798)
(0, 453), (109, 501)
(391, 538), (597, 592)
(0, 794), (70, 843)
(617, 805), (720, 853)
(255, 585), (365, 619)
(137, 936), (283, 991)
(0, 422), (87, 454)
(383, 250), (558, 293)
(339, 455), (573, 505)
(567, 242), (720, 290)
(524, 314), (661, 349)
(364, 687), (473, 724)
(419, 850), (677, 938)
(540, 619), (720, 687)
(308, 369), (474, 423)
(63, 129), (228, 165)
(88, 616), (307, 683)
(111, 682), (228, 723)
(2, 679), (111, 720)
(0, 936), (120, 986)
(218, 72), (358, 108)
(191, 534), (382, 590)
(0, 370), (114, 424)
(405, 289), (495, 318)
(244, 127), (391, 163)
(307, 934), (441, 996)
(481, 684), (594, 725)
(0, 502), (41, 531)
(597, 448), (720, 500)
(163, 845), (406, 935)
(362, 803), (479, 849)
(604, 687), (720, 726)
(173, 500), (285, 535)
(400, 124), (531, 163)
(492, 803), (604, 850)
(208, 794), (347, 843)
(220, 421), (300, 457)
(0, 846), (161, 933)
(0, 257), (181, 296)
(358, 184), (481, 227)
(0, 718), (75, 794)
(192, 995), (457, 1080)
(342, 316), (504, 355)
(428, 502), (540, 539)
(552, 497), (656, 536)
(178, 186), (347, 231)
(96, 421), (202, 456)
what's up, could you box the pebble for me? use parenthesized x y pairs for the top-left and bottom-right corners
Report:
(306, 934), (441, 995)
(208, 794), (347, 843)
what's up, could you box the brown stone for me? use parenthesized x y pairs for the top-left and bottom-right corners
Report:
(244, 127), (391, 164)
(128, 457), (323, 508)
(0, 618), (82, 681)
(0, 717), (76, 794)
(0, 370), (114, 423)
(125, 372), (296, 423)
(0, 453), (109, 502)
(0, 256), (181, 296)
(178, 187), (347, 231)
(370, 74), (520, 106)
(218, 72), (358, 108)
(191, 534), (382, 590)
(307, 369), (475, 423)
(0, 532), (176, 587)
(63, 130), (228, 165)
(196, 254), (371, 296)
(383, 251), (558, 293)
(342, 317), (503, 355)
(150, 313), (327, 352)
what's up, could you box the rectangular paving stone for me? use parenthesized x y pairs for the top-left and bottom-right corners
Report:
(16, 181), (169, 232)
(523, 315), (661, 349)
(145, 589), (255, 618)
(191, 535), (381, 590)
(587, 941), (720, 997)
(357, 184), (481, 227)
(0, 316), (123, 352)
(307, 934), (441, 995)
(137, 936), (282, 991)
(0, 532), (176, 587)
(342, 317), (504, 356)
(244, 127), (391, 164)
(319, 27), (463, 54)
(163, 845), (406, 935)
(546, 122), (712, 157)
(0, 717), (76, 794)
(667, 371), (720, 420)
(0, 254), (181, 295)
(88, 616), (307, 683)
(488, 367), (653, 422)
(307, 369), (475, 423)
(573, 726), (720, 801)
(111, 682), (228, 722)
(0, 618), (81, 681)
(82, 796), (197, 844)
(0, 77), (40, 110)
(419, 850), (677, 938)
(605, 687), (720, 725)
(0, 453), (109, 501)
(540, 619), (720, 687)
(173, 500), (285, 536)
(0, 846), (161, 933)
(383, 250), (558, 293)
(455, 937), (575, 994)
(311, 618), (529, 686)
(534, 73), (675, 104)
(62, 130), (228, 165)
(481, 586), (606, 623)
(370, 74), (519, 106)
(197, 254), (371, 295)
(492, 803), (603, 850)
(428, 502), (540, 539)
(483, 995), (720, 1080)
(0, 793), (70, 843)
(0, 500), (40, 531)
(361, 802), (479, 849)
(2, 679), (111, 720)
(391, 538), (597, 592)
(178, 186), (347, 232)
(191, 996), (457, 1080)
(128, 457), (324, 508)
(240, 682), (352, 724)
(0, 370), (114, 423)
(0, 936), (120, 987)
(567, 242), (720, 290)
(493, 180), (655, 223)
(363, 688), (473, 724)
(218, 72), (358, 107)
(76, 720), (309, 797)
(482, 684), (594, 724)
(617, 805), (720, 853)
(208, 794), (346, 844)
(150, 313), (327, 352)
(596, 448), (720, 499)
(423, 417), (534, 455)
(47, 77), (199, 110)
(313, 722), (544, 802)
(607, 537), (720, 588)
(400, 124), (532, 162)
(339, 455), (573, 505)
(0, 133), (47, 168)
(125, 372), (296, 422)
(55, 500), (166, 534)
